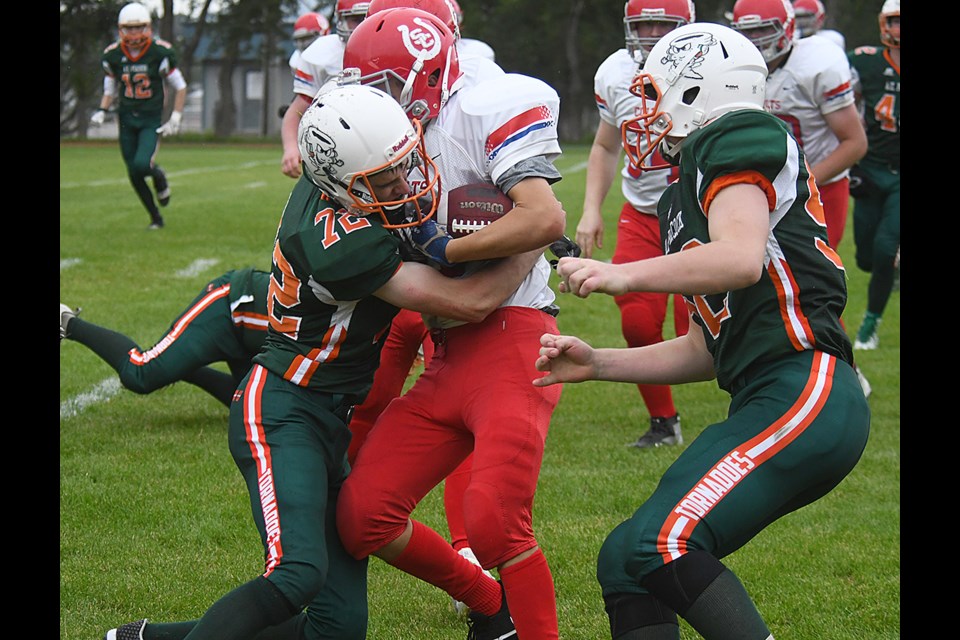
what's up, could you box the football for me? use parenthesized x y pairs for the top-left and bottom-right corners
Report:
(446, 183), (513, 238)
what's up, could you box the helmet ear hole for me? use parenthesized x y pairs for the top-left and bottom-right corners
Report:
(681, 87), (700, 105)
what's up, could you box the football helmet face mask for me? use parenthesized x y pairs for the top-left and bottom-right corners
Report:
(336, 0), (371, 42)
(118, 2), (152, 50)
(879, 0), (900, 49)
(340, 8), (462, 125)
(730, 0), (796, 64)
(792, 0), (825, 38)
(293, 13), (331, 52)
(298, 85), (439, 229)
(623, 0), (695, 64)
(365, 0), (461, 38)
(621, 23), (767, 171)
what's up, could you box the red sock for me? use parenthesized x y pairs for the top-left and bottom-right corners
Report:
(500, 549), (559, 640)
(388, 520), (502, 616)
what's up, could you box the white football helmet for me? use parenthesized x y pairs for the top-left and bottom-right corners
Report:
(335, 0), (371, 42)
(730, 0), (796, 63)
(623, 0), (695, 64)
(118, 2), (152, 49)
(621, 22), (767, 170)
(879, 0), (900, 49)
(297, 85), (440, 229)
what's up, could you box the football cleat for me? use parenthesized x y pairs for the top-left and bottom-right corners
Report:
(628, 414), (683, 449)
(148, 216), (165, 230)
(854, 313), (881, 350)
(855, 365), (872, 399)
(466, 582), (516, 640)
(154, 167), (171, 207)
(104, 618), (147, 640)
(60, 303), (77, 341)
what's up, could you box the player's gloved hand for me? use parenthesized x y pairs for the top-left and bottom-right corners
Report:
(157, 111), (183, 137)
(410, 217), (454, 267)
(90, 109), (106, 126)
(548, 235), (582, 270)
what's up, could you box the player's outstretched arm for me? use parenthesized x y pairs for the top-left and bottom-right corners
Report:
(534, 326), (715, 388)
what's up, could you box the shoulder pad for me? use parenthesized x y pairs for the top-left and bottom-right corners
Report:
(461, 74), (560, 116)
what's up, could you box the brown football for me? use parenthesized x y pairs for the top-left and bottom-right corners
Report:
(446, 183), (513, 238)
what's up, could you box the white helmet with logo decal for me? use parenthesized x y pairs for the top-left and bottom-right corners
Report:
(297, 85), (440, 228)
(621, 22), (767, 170)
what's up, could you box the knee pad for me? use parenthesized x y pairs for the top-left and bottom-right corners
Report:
(603, 592), (678, 638)
(640, 550), (725, 616)
(461, 480), (534, 565)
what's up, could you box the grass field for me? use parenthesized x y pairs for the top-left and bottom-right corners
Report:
(60, 141), (900, 639)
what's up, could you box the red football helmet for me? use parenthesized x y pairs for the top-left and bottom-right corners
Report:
(879, 0), (899, 49)
(623, 0), (695, 63)
(792, 0), (824, 38)
(365, 0), (460, 38)
(293, 12), (331, 52)
(730, 0), (796, 63)
(118, 2), (152, 50)
(335, 0), (371, 42)
(341, 8), (462, 125)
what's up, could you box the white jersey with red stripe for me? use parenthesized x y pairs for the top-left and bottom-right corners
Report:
(410, 72), (562, 319)
(763, 35), (856, 185)
(594, 49), (676, 215)
(293, 34), (345, 99)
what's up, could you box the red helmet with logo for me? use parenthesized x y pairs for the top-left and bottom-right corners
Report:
(341, 7), (462, 125)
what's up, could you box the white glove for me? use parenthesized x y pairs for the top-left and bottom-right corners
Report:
(156, 111), (182, 137)
(90, 109), (106, 126)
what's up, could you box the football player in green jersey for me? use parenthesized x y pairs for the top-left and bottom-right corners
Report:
(847, 0), (900, 351)
(90, 2), (187, 230)
(60, 267), (270, 407)
(535, 23), (870, 640)
(104, 84), (539, 640)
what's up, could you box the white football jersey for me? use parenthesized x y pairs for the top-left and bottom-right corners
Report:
(593, 49), (676, 214)
(409, 72), (563, 322)
(763, 35), (856, 184)
(293, 34), (345, 99)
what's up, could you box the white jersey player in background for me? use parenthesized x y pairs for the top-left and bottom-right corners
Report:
(576, 0), (695, 450)
(335, 8), (569, 640)
(731, 0), (871, 399)
(731, 0), (865, 251)
(280, 0), (370, 178)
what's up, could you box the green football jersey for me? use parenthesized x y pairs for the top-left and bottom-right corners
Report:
(100, 37), (179, 115)
(848, 46), (900, 167)
(658, 109), (853, 392)
(254, 176), (405, 396)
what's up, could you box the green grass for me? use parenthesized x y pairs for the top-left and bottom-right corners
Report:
(60, 141), (900, 639)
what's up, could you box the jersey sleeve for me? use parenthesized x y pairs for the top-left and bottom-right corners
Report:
(811, 39), (855, 115)
(694, 111), (795, 215)
(299, 219), (402, 301)
(465, 74), (563, 186)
